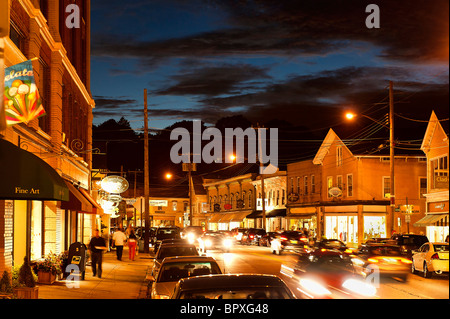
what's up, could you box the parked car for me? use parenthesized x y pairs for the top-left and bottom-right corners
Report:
(289, 249), (377, 299)
(241, 228), (267, 245)
(150, 243), (199, 277)
(171, 274), (296, 299)
(153, 226), (181, 244)
(153, 238), (187, 254)
(271, 231), (308, 255)
(412, 242), (449, 278)
(180, 226), (204, 244)
(354, 244), (411, 281)
(148, 256), (222, 299)
(387, 234), (429, 259)
(198, 231), (233, 253)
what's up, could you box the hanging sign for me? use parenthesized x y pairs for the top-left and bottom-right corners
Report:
(100, 175), (129, 194)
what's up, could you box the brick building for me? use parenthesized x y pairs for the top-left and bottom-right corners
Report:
(287, 129), (427, 247)
(0, 0), (96, 274)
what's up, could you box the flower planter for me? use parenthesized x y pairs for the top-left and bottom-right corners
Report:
(13, 286), (39, 299)
(37, 271), (57, 284)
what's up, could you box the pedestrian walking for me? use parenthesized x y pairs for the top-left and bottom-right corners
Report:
(128, 229), (137, 261)
(112, 227), (127, 261)
(88, 229), (107, 278)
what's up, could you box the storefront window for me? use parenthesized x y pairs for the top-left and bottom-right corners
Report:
(364, 216), (386, 240)
(325, 215), (358, 245)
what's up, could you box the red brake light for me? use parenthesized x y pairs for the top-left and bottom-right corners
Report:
(280, 236), (287, 241)
(249, 235), (254, 239)
(431, 253), (439, 260)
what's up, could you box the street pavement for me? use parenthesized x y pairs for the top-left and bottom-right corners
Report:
(37, 247), (153, 299)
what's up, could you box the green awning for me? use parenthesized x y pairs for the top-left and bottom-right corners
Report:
(0, 138), (69, 201)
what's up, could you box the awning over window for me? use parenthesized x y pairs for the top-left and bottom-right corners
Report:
(78, 187), (104, 215)
(61, 181), (93, 214)
(209, 213), (226, 223)
(0, 138), (69, 201)
(247, 209), (286, 219)
(414, 213), (449, 227)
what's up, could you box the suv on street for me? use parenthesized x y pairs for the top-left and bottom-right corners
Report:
(387, 234), (429, 259)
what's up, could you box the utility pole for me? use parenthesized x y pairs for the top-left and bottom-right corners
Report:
(389, 81), (395, 235)
(143, 89), (150, 253)
(254, 124), (266, 231)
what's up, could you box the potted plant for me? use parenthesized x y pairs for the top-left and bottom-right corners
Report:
(34, 252), (62, 284)
(13, 257), (39, 299)
(0, 270), (13, 299)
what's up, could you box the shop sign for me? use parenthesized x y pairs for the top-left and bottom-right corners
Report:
(429, 201), (448, 212)
(100, 175), (129, 194)
(288, 192), (299, 202)
(149, 200), (168, 207)
(434, 175), (449, 189)
(328, 187), (342, 197)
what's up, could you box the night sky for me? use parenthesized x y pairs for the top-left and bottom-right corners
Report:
(90, 0), (449, 136)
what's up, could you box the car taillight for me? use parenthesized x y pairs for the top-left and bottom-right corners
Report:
(250, 235), (254, 239)
(300, 237), (307, 242)
(431, 253), (439, 260)
(280, 236), (287, 241)
(368, 258), (379, 263)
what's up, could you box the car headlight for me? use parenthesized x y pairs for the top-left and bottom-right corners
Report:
(223, 239), (232, 248)
(153, 294), (170, 299)
(342, 278), (377, 297)
(299, 278), (332, 297)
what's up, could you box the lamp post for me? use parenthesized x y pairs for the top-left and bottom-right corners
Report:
(345, 81), (395, 234)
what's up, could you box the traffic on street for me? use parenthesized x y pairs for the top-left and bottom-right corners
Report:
(145, 227), (449, 299)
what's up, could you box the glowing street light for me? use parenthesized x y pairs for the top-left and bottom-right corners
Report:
(165, 173), (173, 180)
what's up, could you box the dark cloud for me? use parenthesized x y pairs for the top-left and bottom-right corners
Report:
(155, 63), (271, 96)
(92, 0), (448, 64)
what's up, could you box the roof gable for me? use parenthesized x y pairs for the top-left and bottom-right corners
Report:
(421, 111), (449, 154)
(313, 128), (353, 165)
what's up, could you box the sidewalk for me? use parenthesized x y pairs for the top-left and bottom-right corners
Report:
(37, 248), (153, 299)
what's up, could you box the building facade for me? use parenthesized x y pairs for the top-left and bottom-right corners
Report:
(287, 129), (427, 247)
(0, 0), (96, 274)
(417, 111), (449, 242)
(204, 173), (258, 231)
(249, 171), (287, 231)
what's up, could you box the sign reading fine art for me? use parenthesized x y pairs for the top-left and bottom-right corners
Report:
(3, 60), (46, 126)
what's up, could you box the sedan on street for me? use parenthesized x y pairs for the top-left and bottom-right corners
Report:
(412, 242), (449, 278)
(148, 256), (222, 299)
(171, 274), (296, 299)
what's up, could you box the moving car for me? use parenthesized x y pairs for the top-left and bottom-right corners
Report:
(387, 234), (429, 259)
(148, 256), (222, 299)
(271, 231), (308, 255)
(285, 249), (377, 299)
(181, 226), (204, 244)
(241, 228), (267, 246)
(314, 239), (352, 254)
(412, 242), (449, 278)
(150, 243), (199, 276)
(231, 228), (248, 242)
(354, 244), (411, 281)
(171, 274), (296, 299)
(198, 231), (233, 253)
(260, 232), (279, 247)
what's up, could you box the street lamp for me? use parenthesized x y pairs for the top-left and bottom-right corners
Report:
(345, 81), (396, 235)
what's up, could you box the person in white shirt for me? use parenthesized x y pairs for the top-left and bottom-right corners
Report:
(112, 227), (127, 261)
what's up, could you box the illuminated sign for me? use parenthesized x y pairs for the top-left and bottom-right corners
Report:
(100, 175), (129, 194)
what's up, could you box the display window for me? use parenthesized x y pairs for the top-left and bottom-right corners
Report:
(325, 215), (358, 245)
(363, 215), (387, 240)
